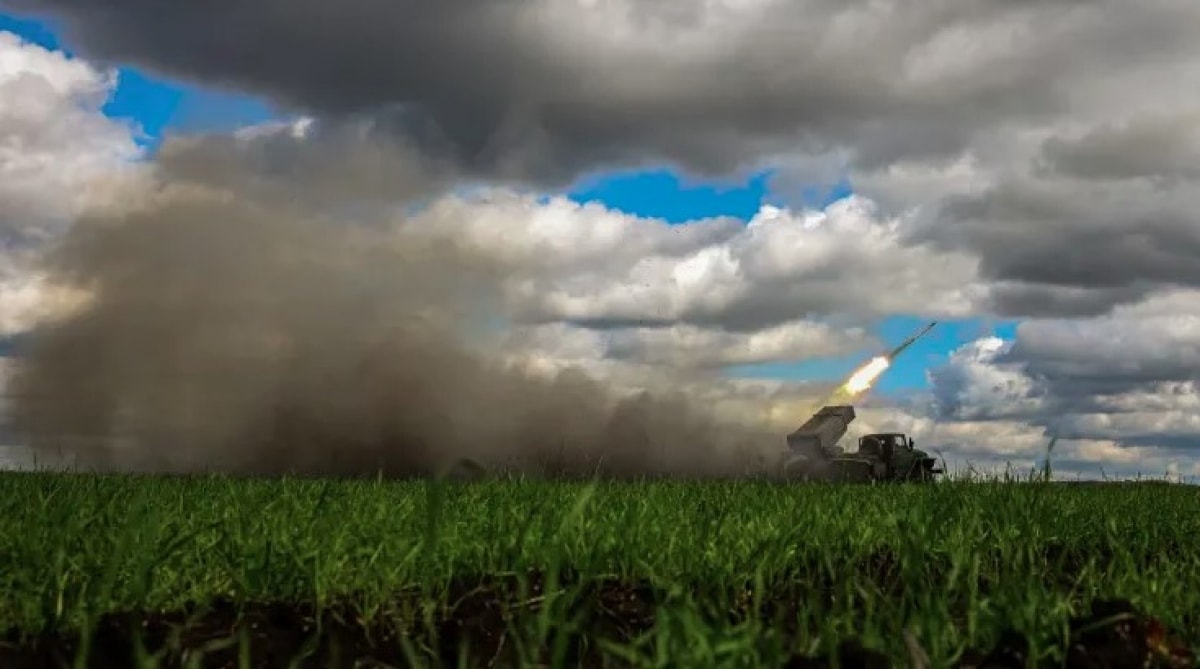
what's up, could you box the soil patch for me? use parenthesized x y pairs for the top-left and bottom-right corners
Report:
(0, 578), (1193, 668)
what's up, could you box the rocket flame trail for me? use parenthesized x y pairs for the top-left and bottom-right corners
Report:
(835, 321), (935, 398)
(841, 355), (891, 395)
(793, 320), (935, 416)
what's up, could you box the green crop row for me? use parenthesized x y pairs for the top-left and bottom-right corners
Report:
(0, 471), (1196, 666)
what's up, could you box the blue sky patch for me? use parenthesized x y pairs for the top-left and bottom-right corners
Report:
(102, 68), (277, 150)
(565, 167), (855, 224)
(567, 167), (776, 223)
(3, 14), (277, 151)
(0, 14), (61, 50)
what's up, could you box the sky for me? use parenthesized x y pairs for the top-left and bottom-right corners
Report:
(0, 1), (1198, 481)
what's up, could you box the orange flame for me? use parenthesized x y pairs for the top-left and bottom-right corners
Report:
(840, 355), (891, 396)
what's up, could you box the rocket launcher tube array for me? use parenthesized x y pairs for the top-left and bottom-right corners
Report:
(786, 405), (856, 457)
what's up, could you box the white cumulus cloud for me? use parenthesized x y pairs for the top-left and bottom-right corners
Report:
(408, 191), (983, 332)
(0, 30), (142, 336)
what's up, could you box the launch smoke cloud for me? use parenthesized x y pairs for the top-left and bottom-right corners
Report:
(5, 129), (782, 478)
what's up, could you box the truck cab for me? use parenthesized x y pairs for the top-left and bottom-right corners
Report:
(857, 433), (913, 455)
(858, 432), (941, 481)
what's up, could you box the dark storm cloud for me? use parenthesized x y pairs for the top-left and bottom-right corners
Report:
(917, 176), (1200, 317)
(10, 0), (1194, 183)
(999, 341), (1200, 399)
(983, 282), (1159, 319)
(1040, 114), (1200, 183)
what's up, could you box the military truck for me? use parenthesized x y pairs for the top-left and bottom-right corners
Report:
(782, 405), (943, 482)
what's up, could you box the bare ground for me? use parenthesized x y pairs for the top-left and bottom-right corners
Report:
(0, 572), (1194, 668)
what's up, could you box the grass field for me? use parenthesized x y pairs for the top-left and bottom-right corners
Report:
(0, 471), (1197, 667)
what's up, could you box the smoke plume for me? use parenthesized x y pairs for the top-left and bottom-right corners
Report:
(5, 127), (781, 478)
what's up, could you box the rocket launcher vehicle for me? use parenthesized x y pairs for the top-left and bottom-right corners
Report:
(780, 322), (944, 482)
(783, 404), (943, 483)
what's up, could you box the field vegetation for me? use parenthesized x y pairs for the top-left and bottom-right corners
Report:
(0, 470), (1196, 667)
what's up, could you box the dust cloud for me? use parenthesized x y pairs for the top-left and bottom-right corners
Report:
(5, 131), (783, 478)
